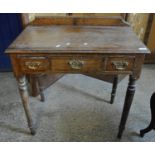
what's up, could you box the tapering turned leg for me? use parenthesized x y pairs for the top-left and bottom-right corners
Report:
(117, 75), (136, 139)
(110, 76), (118, 104)
(18, 76), (36, 135)
(37, 75), (45, 102)
(39, 86), (45, 102)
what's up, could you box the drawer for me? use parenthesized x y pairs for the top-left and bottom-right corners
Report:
(19, 57), (50, 73)
(106, 57), (135, 72)
(51, 56), (103, 73)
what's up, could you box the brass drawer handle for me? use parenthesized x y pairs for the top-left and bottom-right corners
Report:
(68, 59), (85, 69)
(25, 61), (42, 70)
(112, 61), (129, 70)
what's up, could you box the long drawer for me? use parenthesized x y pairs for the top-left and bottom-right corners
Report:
(51, 56), (104, 73)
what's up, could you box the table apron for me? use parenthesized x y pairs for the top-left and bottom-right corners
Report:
(17, 54), (137, 74)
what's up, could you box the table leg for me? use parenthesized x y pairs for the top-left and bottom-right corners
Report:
(18, 75), (36, 135)
(37, 75), (45, 102)
(117, 75), (136, 139)
(110, 76), (118, 104)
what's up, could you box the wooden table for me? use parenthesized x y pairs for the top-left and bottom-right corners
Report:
(6, 16), (150, 139)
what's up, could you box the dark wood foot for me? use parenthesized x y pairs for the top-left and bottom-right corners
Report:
(110, 76), (118, 104)
(117, 75), (136, 139)
(30, 126), (36, 135)
(140, 92), (155, 137)
(18, 76), (36, 135)
(39, 86), (45, 102)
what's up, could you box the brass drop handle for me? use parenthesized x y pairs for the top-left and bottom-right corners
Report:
(112, 61), (129, 70)
(25, 61), (41, 70)
(68, 59), (85, 70)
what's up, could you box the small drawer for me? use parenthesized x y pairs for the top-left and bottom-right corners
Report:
(106, 57), (135, 72)
(51, 57), (103, 73)
(19, 57), (50, 73)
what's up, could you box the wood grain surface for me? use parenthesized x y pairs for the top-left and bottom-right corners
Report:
(6, 25), (149, 54)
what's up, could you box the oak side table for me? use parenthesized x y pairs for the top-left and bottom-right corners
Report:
(5, 16), (150, 139)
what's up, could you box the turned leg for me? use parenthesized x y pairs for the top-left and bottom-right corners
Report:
(18, 76), (36, 135)
(37, 75), (45, 102)
(117, 75), (136, 139)
(110, 76), (118, 104)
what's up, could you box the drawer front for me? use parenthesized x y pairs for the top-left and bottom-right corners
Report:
(19, 57), (50, 73)
(51, 57), (103, 73)
(106, 57), (135, 72)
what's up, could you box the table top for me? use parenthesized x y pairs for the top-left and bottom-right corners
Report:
(6, 25), (150, 54)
